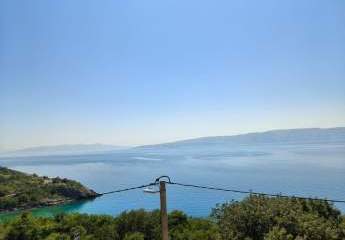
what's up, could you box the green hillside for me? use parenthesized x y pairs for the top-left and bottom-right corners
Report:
(0, 167), (98, 212)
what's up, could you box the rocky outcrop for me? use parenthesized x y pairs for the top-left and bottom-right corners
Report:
(0, 167), (100, 212)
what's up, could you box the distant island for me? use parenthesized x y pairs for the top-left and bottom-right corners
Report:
(0, 167), (99, 212)
(138, 127), (345, 150)
(0, 144), (128, 157)
(1, 127), (344, 158)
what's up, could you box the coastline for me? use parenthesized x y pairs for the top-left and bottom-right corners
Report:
(0, 193), (100, 214)
(0, 197), (99, 223)
(0, 167), (100, 217)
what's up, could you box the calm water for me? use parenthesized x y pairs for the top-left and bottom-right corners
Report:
(1, 142), (345, 220)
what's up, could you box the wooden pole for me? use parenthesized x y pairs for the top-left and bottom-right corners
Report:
(160, 181), (169, 240)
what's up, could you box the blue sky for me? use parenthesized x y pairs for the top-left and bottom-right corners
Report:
(1, 0), (344, 149)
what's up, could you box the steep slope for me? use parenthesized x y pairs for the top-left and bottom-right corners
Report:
(0, 167), (98, 212)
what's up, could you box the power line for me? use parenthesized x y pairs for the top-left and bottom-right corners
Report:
(100, 183), (155, 195)
(99, 176), (171, 195)
(99, 177), (345, 204)
(2, 176), (345, 204)
(168, 181), (345, 204)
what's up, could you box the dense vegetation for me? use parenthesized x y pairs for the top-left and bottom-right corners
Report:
(212, 195), (345, 240)
(0, 167), (97, 212)
(1, 195), (345, 240)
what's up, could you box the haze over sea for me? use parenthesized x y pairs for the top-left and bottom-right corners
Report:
(1, 128), (345, 219)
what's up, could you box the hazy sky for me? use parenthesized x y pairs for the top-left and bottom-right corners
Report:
(1, 0), (345, 150)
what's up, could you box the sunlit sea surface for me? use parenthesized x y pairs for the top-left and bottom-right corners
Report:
(1, 142), (344, 221)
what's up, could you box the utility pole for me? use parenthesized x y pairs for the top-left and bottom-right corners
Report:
(160, 181), (169, 240)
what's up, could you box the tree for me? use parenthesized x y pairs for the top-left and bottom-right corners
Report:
(212, 195), (345, 240)
(264, 227), (294, 240)
(124, 232), (145, 240)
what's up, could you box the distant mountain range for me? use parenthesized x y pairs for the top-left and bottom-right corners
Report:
(137, 127), (345, 150)
(1, 127), (344, 157)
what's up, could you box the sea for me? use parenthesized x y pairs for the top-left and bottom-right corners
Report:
(1, 142), (344, 221)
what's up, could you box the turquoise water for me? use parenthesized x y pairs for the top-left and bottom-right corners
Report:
(0, 200), (93, 223)
(1, 142), (345, 220)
